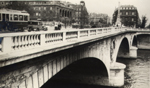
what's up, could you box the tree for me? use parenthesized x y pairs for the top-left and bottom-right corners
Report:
(6, 1), (34, 16)
(90, 21), (94, 26)
(141, 15), (148, 28)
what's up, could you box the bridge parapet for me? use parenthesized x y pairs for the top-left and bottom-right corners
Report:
(0, 27), (125, 55)
(0, 27), (142, 66)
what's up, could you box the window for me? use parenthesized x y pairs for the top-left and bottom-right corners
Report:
(39, 7), (41, 10)
(36, 12), (39, 16)
(50, 7), (52, 10)
(120, 12), (122, 15)
(132, 18), (134, 21)
(79, 8), (81, 11)
(132, 7), (134, 9)
(24, 15), (28, 21)
(33, 7), (36, 10)
(44, 7), (46, 10)
(19, 15), (23, 20)
(39, 13), (41, 16)
(122, 17), (124, 21)
(35, 7), (39, 10)
(14, 14), (18, 20)
(126, 12), (128, 15)
(132, 12), (135, 15)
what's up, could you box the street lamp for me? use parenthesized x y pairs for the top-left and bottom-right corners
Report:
(80, 1), (84, 29)
(65, 17), (67, 29)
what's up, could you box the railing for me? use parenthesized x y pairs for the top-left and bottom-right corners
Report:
(0, 27), (139, 54)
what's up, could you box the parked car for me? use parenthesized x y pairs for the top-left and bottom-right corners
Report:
(28, 20), (47, 32)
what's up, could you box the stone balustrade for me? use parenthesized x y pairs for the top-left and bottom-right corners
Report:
(0, 27), (129, 55)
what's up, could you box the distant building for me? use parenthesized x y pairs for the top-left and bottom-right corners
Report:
(0, 1), (75, 25)
(72, 1), (89, 25)
(89, 13), (110, 27)
(112, 5), (140, 27)
(0, 1), (89, 26)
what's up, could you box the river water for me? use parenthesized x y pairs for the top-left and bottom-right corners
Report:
(118, 49), (150, 88)
(42, 49), (150, 88)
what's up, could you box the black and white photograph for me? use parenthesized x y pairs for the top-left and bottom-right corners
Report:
(0, 0), (150, 88)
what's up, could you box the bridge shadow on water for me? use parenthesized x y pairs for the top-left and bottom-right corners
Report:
(41, 58), (118, 88)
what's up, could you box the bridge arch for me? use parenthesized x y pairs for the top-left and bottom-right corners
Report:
(112, 36), (130, 64)
(117, 37), (130, 58)
(41, 57), (109, 88)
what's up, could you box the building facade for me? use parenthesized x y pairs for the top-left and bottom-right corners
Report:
(0, 1), (89, 26)
(72, 1), (89, 25)
(0, 1), (75, 25)
(112, 5), (140, 27)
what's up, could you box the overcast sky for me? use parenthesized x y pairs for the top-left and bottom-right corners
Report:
(64, 0), (150, 24)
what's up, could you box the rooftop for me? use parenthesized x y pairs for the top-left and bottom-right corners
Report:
(115, 5), (137, 11)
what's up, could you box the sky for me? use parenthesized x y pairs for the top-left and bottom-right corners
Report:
(64, 0), (150, 24)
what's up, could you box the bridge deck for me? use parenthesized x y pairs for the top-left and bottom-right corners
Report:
(0, 27), (147, 67)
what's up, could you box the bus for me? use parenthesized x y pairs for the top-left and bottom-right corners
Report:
(0, 9), (30, 32)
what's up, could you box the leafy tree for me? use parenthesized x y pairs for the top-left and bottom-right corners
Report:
(71, 19), (76, 23)
(90, 21), (94, 26)
(141, 15), (148, 28)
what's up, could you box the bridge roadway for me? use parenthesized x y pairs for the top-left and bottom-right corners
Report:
(0, 27), (150, 88)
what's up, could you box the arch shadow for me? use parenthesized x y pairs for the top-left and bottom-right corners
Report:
(132, 36), (137, 47)
(117, 37), (130, 58)
(41, 58), (109, 88)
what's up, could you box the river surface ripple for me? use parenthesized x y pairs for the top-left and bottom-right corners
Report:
(119, 49), (150, 88)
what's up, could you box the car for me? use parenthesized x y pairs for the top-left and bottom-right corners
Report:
(28, 20), (47, 32)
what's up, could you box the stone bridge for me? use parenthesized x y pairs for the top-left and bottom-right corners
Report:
(0, 27), (150, 88)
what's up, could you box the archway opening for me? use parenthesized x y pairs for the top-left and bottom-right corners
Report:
(41, 58), (109, 88)
(132, 36), (137, 47)
(137, 34), (150, 49)
(117, 38), (130, 58)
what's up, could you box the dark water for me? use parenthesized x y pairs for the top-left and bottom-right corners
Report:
(42, 49), (150, 88)
(118, 49), (150, 88)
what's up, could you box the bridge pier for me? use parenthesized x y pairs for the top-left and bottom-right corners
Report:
(130, 46), (138, 58)
(109, 62), (126, 87)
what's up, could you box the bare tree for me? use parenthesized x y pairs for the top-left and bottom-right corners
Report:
(141, 15), (148, 28)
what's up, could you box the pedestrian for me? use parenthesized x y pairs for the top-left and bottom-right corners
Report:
(58, 22), (61, 30)
(54, 22), (58, 30)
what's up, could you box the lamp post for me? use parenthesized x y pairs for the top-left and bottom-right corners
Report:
(80, 1), (84, 29)
(65, 17), (67, 29)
